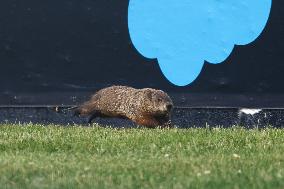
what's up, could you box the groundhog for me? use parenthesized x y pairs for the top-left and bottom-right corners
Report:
(74, 86), (173, 128)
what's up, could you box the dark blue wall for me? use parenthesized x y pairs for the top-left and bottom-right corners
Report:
(0, 0), (283, 107)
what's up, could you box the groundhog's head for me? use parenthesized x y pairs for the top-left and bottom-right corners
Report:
(143, 89), (173, 116)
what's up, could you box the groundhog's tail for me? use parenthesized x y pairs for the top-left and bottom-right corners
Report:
(53, 106), (77, 114)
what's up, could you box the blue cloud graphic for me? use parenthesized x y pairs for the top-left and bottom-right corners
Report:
(128, 0), (272, 86)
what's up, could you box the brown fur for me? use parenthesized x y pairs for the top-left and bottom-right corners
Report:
(74, 86), (173, 128)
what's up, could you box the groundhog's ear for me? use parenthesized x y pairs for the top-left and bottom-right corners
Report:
(145, 90), (153, 99)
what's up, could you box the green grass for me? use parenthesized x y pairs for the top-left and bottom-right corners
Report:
(0, 124), (283, 189)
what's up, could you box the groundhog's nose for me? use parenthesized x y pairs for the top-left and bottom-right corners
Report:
(166, 104), (173, 111)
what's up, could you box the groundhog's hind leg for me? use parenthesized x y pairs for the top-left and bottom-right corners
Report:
(87, 111), (105, 124)
(88, 113), (97, 124)
(88, 111), (117, 124)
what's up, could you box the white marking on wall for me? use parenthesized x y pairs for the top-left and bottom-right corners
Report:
(239, 108), (262, 115)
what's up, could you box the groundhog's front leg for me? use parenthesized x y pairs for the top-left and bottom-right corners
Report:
(154, 114), (173, 128)
(161, 119), (173, 128)
(133, 116), (172, 128)
(133, 116), (160, 128)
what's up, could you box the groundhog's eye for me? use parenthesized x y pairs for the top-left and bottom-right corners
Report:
(158, 98), (162, 102)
